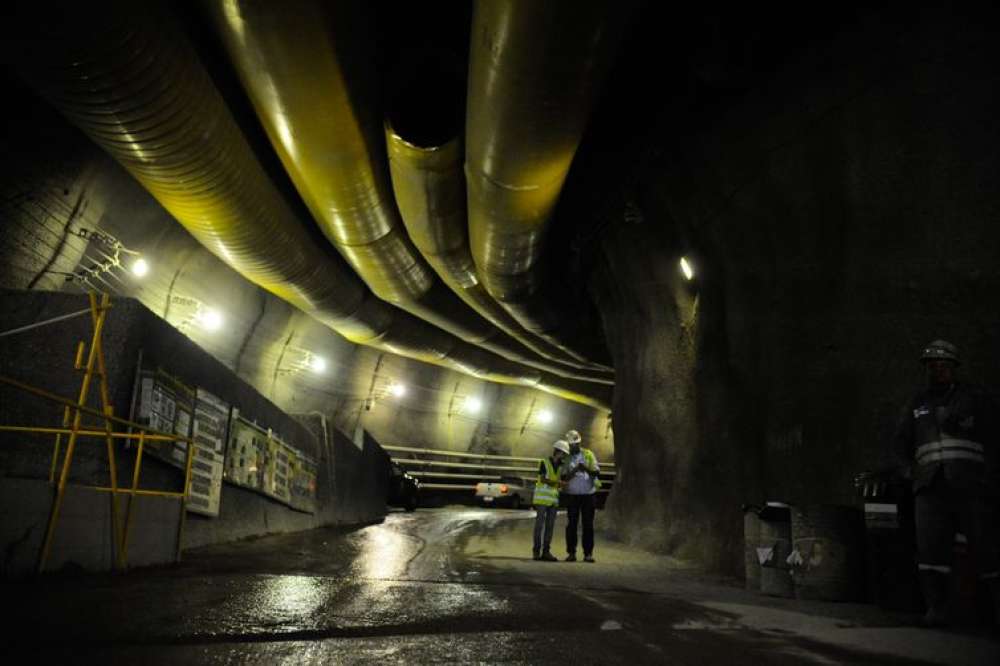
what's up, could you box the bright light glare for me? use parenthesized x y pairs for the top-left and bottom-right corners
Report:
(391, 383), (407, 398)
(680, 256), (694, 281)
(198, 308), (223, 331)
(465, 397), (482, 414)
(131, 257), (149, 278)
(538, 409), (554, 424)
(310, 356), (327, 373)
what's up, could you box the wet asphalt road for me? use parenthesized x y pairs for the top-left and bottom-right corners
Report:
(2, 508), (998, 664)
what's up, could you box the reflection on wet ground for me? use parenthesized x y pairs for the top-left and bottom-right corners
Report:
(2, 508), (997, 664)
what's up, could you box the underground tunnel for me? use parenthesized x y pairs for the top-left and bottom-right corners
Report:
(1, 1), (998, 663)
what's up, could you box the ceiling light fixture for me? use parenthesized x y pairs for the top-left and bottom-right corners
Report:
(391, 383), (407, 398)
(197, 308), (223, 331)
(537, 409), (553, 425)
(131, 257), (149, 278)
(679, 256), (694, 281)
(310, 355), (327, 373)
(465, 397), (482, 414)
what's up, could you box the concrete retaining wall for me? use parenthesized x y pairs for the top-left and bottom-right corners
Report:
(0, 290), (387, 577)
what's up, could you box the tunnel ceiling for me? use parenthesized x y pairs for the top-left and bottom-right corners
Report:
(1, 1), (897, 464)
(0, 0), (656, 459)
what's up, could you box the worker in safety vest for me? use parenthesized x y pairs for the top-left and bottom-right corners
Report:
(893, 340), (999, 626)
(533, 440), (569, 561)
(561, 429), (602, 563)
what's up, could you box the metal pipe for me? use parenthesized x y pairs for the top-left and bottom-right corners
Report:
(385, 123), (614, 384)
(409, 471), (500, 481)
(465, 0), (632, 367)
(383, 444), (616, 467)
(201, 0), (607, 385)
(8, 0), (611, 409)
(0, 308), (91, 337)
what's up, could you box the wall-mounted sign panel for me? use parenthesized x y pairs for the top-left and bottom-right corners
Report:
(135, 371), (195, 471)
(225, 411), (316, 514)
(186, 388), (229, 517)
(288, 452), (318, 514)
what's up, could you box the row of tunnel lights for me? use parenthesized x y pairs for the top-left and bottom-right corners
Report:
(127, 255), (693, 419)
(130, 254), (695, 331)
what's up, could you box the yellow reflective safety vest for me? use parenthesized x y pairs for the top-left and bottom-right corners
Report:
(534, 457), (560, 507)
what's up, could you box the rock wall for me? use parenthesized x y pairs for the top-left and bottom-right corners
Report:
(589, 7), (1000, 574)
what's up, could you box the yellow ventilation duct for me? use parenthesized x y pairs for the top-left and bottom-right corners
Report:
(201, 0), (611, 385)
(385, 125), (614, 385)
(8, 0), (611, 409)
(466, 0), (632, 366)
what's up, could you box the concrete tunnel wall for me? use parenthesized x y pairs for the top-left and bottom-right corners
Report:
(0, 290), (388, 576)
(584, 8), (1000, 574)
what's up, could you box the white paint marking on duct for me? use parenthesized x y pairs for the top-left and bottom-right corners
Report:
(600, 620), (622, 631)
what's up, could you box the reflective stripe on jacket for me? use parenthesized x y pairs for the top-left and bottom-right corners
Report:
(894, 382), (996, 495)
(534, 457), (560, 506)
(916, 438), (986, 465)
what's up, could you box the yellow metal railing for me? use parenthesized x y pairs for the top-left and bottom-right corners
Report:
(0, 293), (196, 573)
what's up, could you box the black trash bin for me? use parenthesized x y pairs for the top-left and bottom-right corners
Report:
(854, 471), (922, 612)
(757, 502), (794, 598)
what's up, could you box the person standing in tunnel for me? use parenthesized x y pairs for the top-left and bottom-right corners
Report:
(893, 340), (999, 627)
(533, 440), (569, 561)
(561, 429), (602, 563)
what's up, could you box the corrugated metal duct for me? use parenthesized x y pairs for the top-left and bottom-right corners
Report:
(201, 0), (610, 386)
(5, 0), (611, 409)
(384, 122), (612, 385)
(465, 0), (633, 366)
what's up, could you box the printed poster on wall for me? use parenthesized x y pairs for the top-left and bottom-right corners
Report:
(225, 411), (317, 514)
(186, 388), (230, 517)
(288, 452), (318, 514)
(224, 415), (271, 493)
(135, 370), (195, 469)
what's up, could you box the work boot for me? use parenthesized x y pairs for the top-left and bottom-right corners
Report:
(565, 553), (577, 562)
(584, 555), (595, 563)
(919, 570), (949, 627)
(540, 552), (558, 562)
(532, 551), (540, 561)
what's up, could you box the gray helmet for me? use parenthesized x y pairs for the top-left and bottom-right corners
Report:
(553, 440), (571, 455)
(564, 429), (582, 445)
(921, 340), (960, 365)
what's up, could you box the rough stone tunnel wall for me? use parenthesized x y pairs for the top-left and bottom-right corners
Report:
(591, 8), (1000, 574)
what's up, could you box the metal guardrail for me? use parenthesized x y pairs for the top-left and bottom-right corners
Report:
(398, 459), (537, 473)
(384, 444), (615, 469)
(0, 293), (196, 572)
(386, 444), (615, 494)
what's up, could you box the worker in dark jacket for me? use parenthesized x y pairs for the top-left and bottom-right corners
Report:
(893, 340), (999, 626)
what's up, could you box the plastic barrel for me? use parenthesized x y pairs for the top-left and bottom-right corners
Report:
(790, 504), (866, 601)
(744, 510), (762, 591)
(759, 513), (794, 597)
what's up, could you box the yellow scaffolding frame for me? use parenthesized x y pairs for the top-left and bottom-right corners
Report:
(0, 293), (197, 573)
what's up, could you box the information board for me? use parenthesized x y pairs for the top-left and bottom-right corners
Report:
(135, 371), (195, 470)
(186, 388), (229, 517)
(288, 452), (318, 514)
(225, 412), (317, 513)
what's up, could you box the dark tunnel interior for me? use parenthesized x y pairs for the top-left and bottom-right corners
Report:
(1, 2), (998, 650)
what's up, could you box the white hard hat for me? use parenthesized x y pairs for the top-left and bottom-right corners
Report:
(565, 429), (582, 444)
(553, 440), (571, 455)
